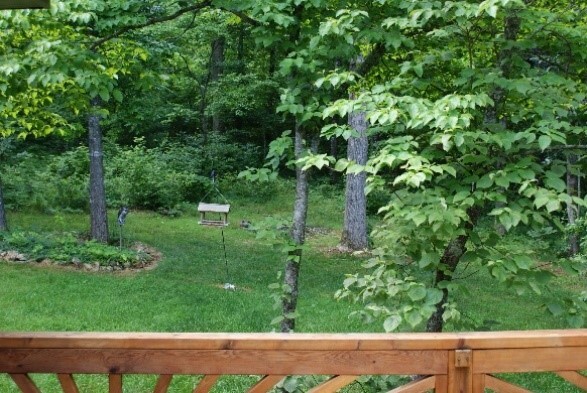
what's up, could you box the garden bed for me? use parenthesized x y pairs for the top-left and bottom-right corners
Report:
(0, 231), (161, 272)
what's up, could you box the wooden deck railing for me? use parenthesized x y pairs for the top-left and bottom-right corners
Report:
(0, 329), (586, 392)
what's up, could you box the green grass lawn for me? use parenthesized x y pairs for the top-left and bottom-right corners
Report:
(0, 186), (585, 392)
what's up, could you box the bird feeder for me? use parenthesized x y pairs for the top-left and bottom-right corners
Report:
(198, 170), (231, 227)
(0, 0), (50, 9)
(197, 202), (230, 227)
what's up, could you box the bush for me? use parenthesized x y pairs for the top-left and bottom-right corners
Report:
(106, 142), (210, 210)
(1, 134), (263, 212)
(220, 174), (289, 203)
(0, 230), (147, 267)
(2, 148), (89, 212)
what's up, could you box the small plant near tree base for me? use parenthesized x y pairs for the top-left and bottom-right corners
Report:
(0, 230), (155, 271)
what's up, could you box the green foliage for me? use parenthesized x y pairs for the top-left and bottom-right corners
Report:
(0, 230), (146, 267)
(105, 135), (261, 210)
(106, 140), (209, 210)
(2, 148), (89, 212)
(1, 134), (261, 212)
(306, 0), (587, 331)
(238, 130), (294, 182)
(274, 375), (330, 393)
(220, 174), (289, 203)
(250, 215), (307, 327)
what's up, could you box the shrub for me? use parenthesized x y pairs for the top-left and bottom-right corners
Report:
(2, 148), (88, 212)
(0, 230), (147, 267)
(1, 134), (264, 212)
(106, 143), (210, 210)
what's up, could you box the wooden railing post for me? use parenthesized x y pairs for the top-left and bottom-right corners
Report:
(448, 349), (472, 393)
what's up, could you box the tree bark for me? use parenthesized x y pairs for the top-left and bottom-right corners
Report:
(426, 208), (480, 332)
(210, 36), (225, 133)
(341, 70), (369, 250)
(0, 177), (7, 231)
(88, 97), (109, 243)
(567, 153), (580, 255)
(281, 121), (309, 333)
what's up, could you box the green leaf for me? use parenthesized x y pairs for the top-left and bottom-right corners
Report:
(419, 252), (436, 268)
(407, 286), (427, 301)
(545, 199), (560, 212)
(112, 90), (123, 103)
(568, 315), (584, 328)
(405, 310), (423, 327)
(98, 88), (110, 102)
(477, 174), (493, 189)
(486, 5), (498, 17)
(544, 176), (566, 192)
(546, 303), (564, 316)
(453, 190), (470, 203)
(538, 135), (551, 151)
(383, 315), (401, 332)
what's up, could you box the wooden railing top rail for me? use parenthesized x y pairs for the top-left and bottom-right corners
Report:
(1, 329), (586, 350)
(1, 329), (586, 392)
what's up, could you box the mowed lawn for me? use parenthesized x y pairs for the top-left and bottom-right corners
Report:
(0, 187), (584, 392)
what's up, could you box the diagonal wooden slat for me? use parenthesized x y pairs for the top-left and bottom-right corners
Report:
(556, 371), (587, 390)
(57, 374), (80, 393)
(485, 375), (532, 393)
(387, 376), (435, 393)
(9, 374), (42, 393)
(192, 374), (220, 393)
(306, 375), (358, 393)
(247, 375), (286, 393)
(109, 374), (123, 393)
(153, 374), (173, 393)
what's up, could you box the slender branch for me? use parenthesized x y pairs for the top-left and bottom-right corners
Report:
(90, 0), (212, 50)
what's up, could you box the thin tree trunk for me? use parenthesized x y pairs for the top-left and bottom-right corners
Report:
(0, 177), (7, 231)
(88, 97), (109, 243)
(341, 55), (369, 251)
(567, 153), (580, 255)
(281, 121), (309, 333)
(426, 208), (480, 332)
(341, 74), (368, 250)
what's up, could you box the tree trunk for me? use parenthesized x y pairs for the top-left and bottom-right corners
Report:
(281, 121), (309, 333)
(567, 153), (580, 255)
(426, 235), (469, 332)
(88, 97), (109, 243)
(0, 177), (7, 231)
(426, 208), (480, 332)
(210, 36), (225, 133)
(341, 87), (369, 250)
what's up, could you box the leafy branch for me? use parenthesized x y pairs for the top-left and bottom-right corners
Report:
(90, 0), (213, 50)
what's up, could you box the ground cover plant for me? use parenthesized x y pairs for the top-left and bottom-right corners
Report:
(0, 182), (584, 392)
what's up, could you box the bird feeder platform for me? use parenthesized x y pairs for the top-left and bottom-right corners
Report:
(198, 203), (230, 227)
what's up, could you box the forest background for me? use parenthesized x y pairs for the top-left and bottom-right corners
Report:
(1, 0), (587, 336)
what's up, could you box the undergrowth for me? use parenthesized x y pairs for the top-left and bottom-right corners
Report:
(0, 230), (148, 267)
